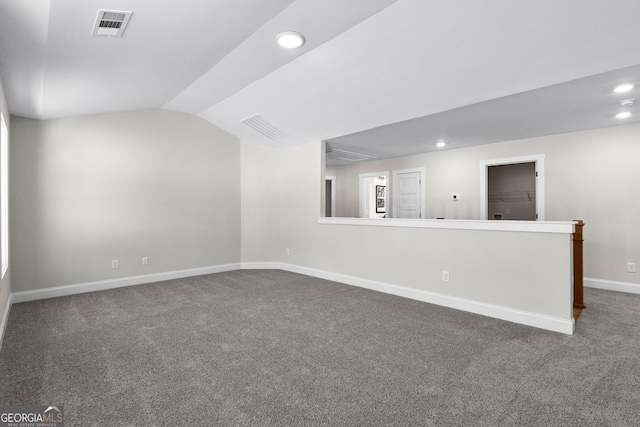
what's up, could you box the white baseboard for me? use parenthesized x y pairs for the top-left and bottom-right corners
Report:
(10, 263), (241, 304)
(242, 262), (575, 335)
(241, 262), (284, 270)
(6, 261), (576, 336)
(584, 277), (640, 294)
(0, 293), (11, 351)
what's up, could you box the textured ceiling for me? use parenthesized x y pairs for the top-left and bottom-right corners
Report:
(1, 0), (640, 159)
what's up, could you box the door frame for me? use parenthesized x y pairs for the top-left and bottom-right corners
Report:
(479, 154), (545, 221)
(359, 171), (389, 218)
(325, 176), (336, 217)
(392, 167), (426, 219)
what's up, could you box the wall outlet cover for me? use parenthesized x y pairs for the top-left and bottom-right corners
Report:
(442, 270), (450, 282)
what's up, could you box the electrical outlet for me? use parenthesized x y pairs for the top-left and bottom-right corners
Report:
(628, 262), (637, 273)
(142, 257), (149, 266)
(442, 270), (450, 282)
(111, 259), (119, 269)
(286, 248), (290, 256)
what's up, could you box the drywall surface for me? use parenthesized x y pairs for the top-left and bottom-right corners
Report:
(0, 76), (11, 347)
(329, 123), (640, 284)
(280, 141), (572, 319)
(10, 109), (241, 292)
(240, 140), (281, 262)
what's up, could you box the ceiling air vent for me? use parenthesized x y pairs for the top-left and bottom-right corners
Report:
(325, 148), (377, 165)
(242, 114), (289, 139)
(91, 10), (133, 37)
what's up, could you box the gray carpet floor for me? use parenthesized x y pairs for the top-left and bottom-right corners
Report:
(1, 269), (639, 426)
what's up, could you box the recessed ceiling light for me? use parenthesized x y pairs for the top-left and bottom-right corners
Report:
(614, 83), (634, 93)
(276, 31), (305, 49)
(436, 141), (446, 148)
(619, 99), (635, 107)
(616, 111), (632, 119)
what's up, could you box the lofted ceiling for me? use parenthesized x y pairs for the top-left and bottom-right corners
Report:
(1, 0), (640, 161)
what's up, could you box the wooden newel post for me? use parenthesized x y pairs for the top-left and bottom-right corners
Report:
(573, 220), (586, 309)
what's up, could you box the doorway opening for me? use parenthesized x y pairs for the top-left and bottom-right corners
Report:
(325, 176), (336, 217)
(488, 162), (536, 220)
(359, 172), (388, 218)
(480, 155), (545, 221)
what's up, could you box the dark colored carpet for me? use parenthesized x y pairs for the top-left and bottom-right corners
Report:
(1, 270), (639, 426)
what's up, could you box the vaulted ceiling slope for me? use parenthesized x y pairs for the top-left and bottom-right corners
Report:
(1, 0), (640, 151)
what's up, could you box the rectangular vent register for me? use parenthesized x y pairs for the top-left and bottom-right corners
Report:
(242, 114), (289, 139)
(91, 10), (133, 37)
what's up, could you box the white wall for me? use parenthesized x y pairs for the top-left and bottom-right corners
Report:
(240, 140), (281, 262)
(325, 165), (350, 217)
(3, 110), (637, 334)
(242, 141), (574, 327)
(327, 123), (640, 285)
(10, 109), (241, 292)
(0, 76), (11, 347)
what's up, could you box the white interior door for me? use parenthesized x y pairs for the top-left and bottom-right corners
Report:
(393, 171), (422, 218)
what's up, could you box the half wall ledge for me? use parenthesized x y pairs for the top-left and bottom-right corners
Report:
(318, 217), (576, 234)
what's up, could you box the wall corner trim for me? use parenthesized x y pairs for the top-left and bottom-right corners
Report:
(242, 262), (575, 335)
(584, 277), (640, 294)
(0, 293), (11, 351)
(10, 263), (241, 304)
